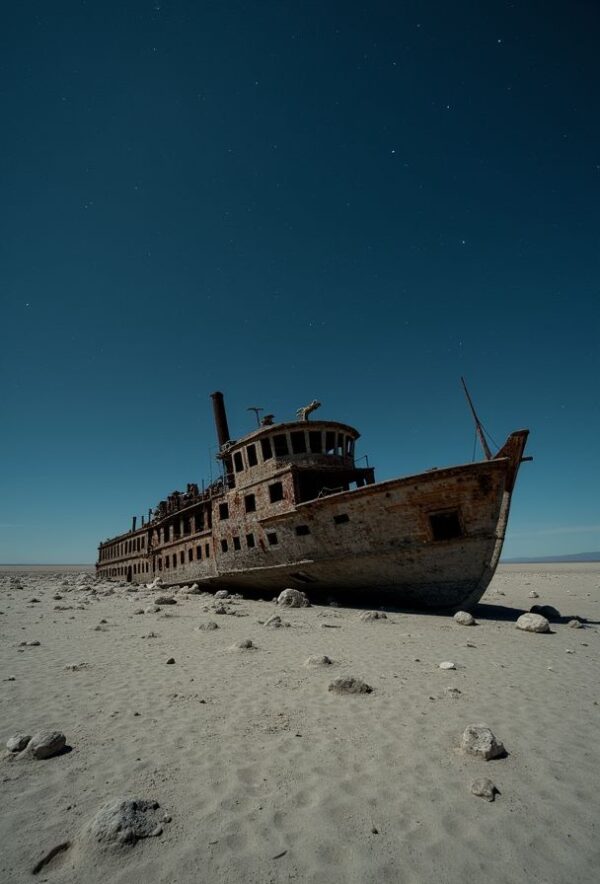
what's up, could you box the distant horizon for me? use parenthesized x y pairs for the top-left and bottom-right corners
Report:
(2, 551), (600, 568)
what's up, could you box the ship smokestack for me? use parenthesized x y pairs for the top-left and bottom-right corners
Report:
(210, 391), (231, 449)
(132, 516), (137, 532)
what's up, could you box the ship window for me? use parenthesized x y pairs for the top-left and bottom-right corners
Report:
(346, 437), (353, 456)
(244, 494), (256, 513)
(247, 444), (258, 467)
(325, 431), (336, 454)
(219, 502), (229, 520)
(334, 513), (350, 525)
(205, 543), (210, 557)
(261, 437), (273, 460)
(291, 431), (307, 454)
(188, 549), (193, 562)
(233, 451), (244, 473)
(246, 533), (255, 548)
(196, 545), (202, 560)
(309, 431), (323, 453)
(221, 539), (228, 553)
(337, 434), (344, 455)
(429, 510), (463, 541)
(269, 482), (284, 503)
(273, 434), (289, 456)
(267, 532), (278, 546)
(172, 554), (177, 568)
(295, 525), (310, 536)
(233, 536), (241, 551)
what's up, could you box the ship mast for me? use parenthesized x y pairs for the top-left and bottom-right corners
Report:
(460, 377), (493, 460)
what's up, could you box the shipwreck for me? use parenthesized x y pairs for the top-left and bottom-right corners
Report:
(96, 386), (530, 611)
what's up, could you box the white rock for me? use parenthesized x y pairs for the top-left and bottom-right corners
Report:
(470, 777), (498, 801)
(461, 724), (505, 760)
(454, 611), (476, 626)
(144, 605), (160, 614)
(214, 590), (229, 599)
(528, 591), (539, 598)
(516, 613), (550, 633)
(568, 619), (583, 629)
(6, 733), (31, 752)
(277, 588), (310, 608)
(264, 614), (283, 627)
(439, 661), (456, 670)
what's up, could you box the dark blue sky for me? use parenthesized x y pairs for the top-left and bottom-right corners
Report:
(1, 1), (599, 562)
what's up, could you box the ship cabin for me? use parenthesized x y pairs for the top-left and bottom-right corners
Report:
(96, 393), (375, 585)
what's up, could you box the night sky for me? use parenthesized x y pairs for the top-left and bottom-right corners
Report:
(1, 1), (599, 562)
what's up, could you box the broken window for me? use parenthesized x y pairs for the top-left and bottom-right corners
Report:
(273, 434), (289, 456)
(221, 539), (228, 553)
(233, 536), (241, 551)
(205, 543), (210, 557)
(244, 494), (256, 513)
(219, 502), (229, 520)
(165, 557), (169, 569)
(309, 431), (323, 453)
(233, 451), (244, 473)
(246, 533), (255, 548)
(334, 513), (350, 525)
(267, 532), (278, 546)
(429, 510), (463, 541)
(261, 437), (273, 460)
(172, 554), (177, 568)
(269, 482), (284, 503)
(247, 444), (258, 466)
(295, 525), (310, 536)
(291, 431), (307, 454)
(196, 545), (202, 560)
(188, 549), (193, 562)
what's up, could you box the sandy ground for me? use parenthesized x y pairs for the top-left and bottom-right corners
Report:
(1, 563), (599, 884)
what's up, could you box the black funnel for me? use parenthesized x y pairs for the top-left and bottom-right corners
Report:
(210, 391), (231, 449)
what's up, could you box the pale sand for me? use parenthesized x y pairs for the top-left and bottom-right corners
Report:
(1, 564), (599, 883)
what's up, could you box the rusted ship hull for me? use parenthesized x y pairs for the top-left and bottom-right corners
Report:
(156, 433), (527, 611)
(96, 387), (529, 612)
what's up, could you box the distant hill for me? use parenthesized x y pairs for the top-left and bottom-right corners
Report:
(502, 551), (600, 564)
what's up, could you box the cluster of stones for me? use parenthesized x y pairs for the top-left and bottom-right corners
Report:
(6, 730), (66, 759)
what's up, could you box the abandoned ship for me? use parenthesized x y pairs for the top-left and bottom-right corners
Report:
(96, 390), (530, 611)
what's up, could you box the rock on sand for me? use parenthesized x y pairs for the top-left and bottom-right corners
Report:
(83, 798), (164, 849)
(461, 724), (505, 760)
(454, 611), (476, 626)
(27, 730), (66, 759)
(516, 612), (550, 633)
(328, 676), (372, 695)
(470, 777), (499, 801)
(277, 588), (310, 608)
(6, 733), (31, 752)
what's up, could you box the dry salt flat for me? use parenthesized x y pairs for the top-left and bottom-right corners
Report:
(1, 563), (599, 884)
